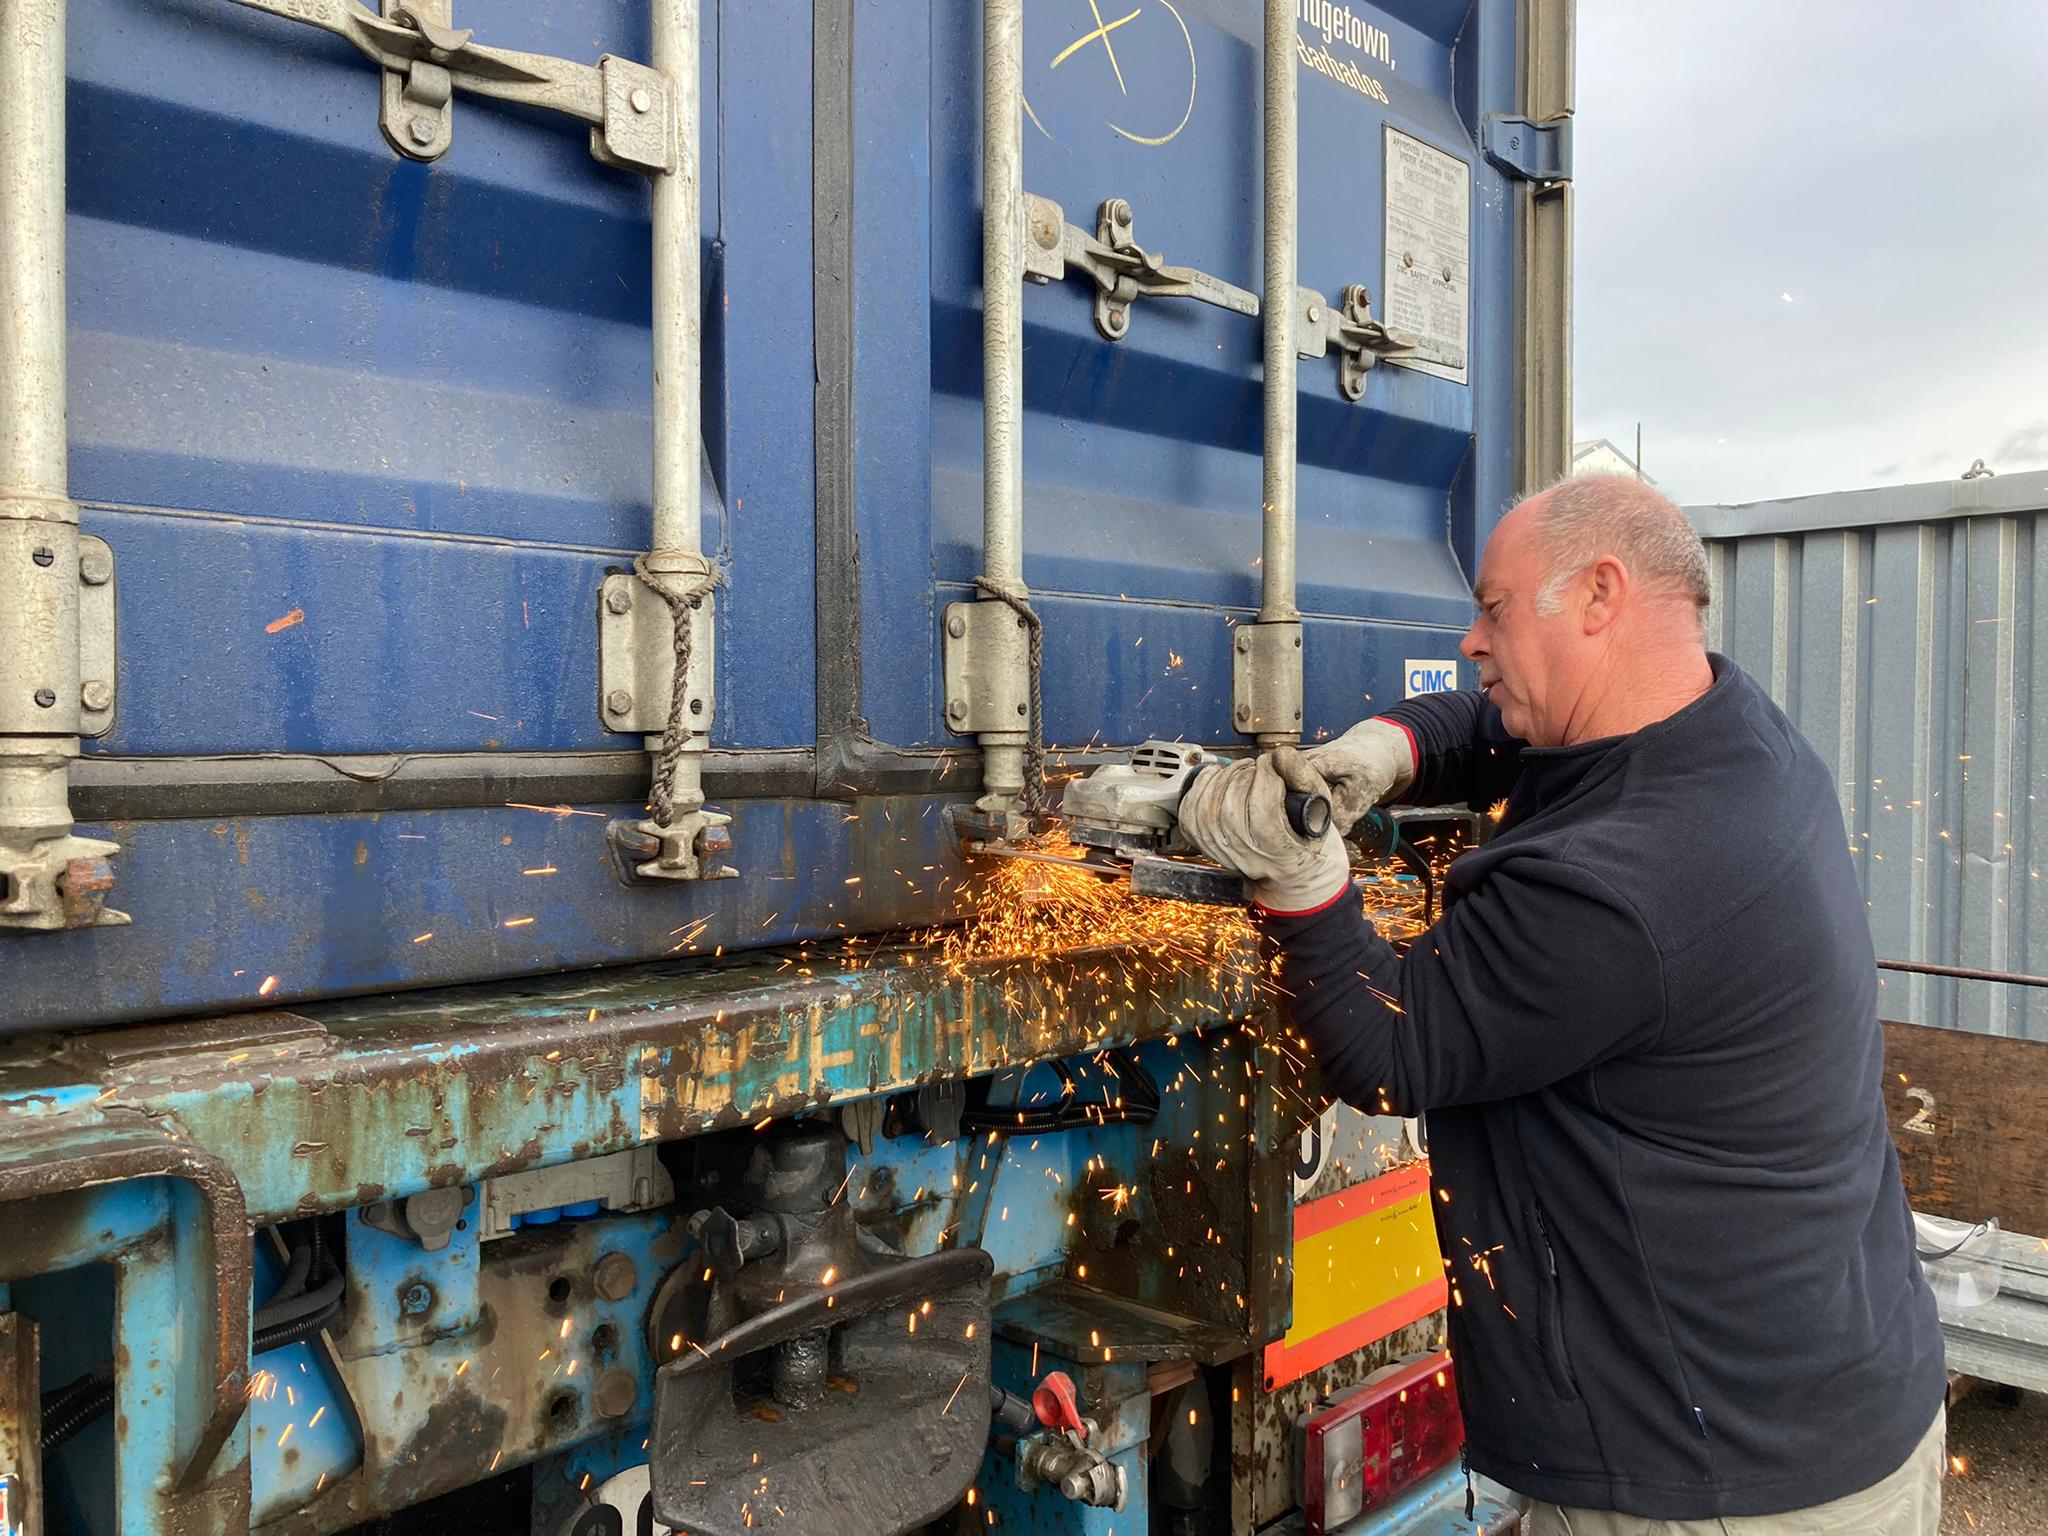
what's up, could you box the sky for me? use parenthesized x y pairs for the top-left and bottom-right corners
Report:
(1571, 1), (2048, 508)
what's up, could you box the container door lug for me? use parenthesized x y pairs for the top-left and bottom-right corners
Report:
(1, 526), (125, 931)
(1231, 620), (1303, 742)
(1295, 284), (1418, 400)
(379, 0), (456, 162)
(1021, 192), (1261, 342)
(942, 599), (1031, 738)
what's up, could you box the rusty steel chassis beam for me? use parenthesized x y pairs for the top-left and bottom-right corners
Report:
(0, 939), (1275, 1534)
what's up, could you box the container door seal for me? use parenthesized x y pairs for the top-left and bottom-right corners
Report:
(1383, 127), (1471, 385)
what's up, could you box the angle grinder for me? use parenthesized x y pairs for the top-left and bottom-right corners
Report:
(948, 740), (1332, 906)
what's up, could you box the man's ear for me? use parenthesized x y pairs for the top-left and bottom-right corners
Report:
(1581, 556), (1628, 635)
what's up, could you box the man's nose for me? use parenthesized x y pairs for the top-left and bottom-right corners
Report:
(1460, 624), (1485, 660)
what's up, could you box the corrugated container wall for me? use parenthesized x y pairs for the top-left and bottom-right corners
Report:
(1693, 475), (2048, 1039)
(3, 0), (1566, 1030)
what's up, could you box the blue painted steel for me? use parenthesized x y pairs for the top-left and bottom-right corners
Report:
(2, 0), (1526, 1027)
(246, 1242), (361, 1523)
(8, 1182), (250, 1536)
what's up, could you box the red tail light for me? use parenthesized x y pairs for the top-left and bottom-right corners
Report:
(1300, 1350), (1464, 1533)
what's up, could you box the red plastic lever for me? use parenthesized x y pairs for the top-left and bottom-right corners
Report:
(1032, 1370), (1086, 1440)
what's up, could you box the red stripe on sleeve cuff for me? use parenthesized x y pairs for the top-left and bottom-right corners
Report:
(1389, 717), (1420, 775)
(1255, 881), (1356, 920)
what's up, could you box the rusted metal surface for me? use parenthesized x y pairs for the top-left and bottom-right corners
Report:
(0, 941), (1269, 1533)
(0, 1125), (251, 1497)
(263, 1210), (685, 1535)
(1245, 1314), (1444, 1527)
(1878, 958), (2048, 990)
(0, 1313), (41, 1536)
(1, 941), (1262, 1227)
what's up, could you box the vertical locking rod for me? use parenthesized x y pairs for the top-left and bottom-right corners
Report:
(1258, 0), (1299, 632)
(615, 0), (734, 881)
(1235, 0), (1305, 748)
(0, 0), (125, 930)
(972, 0), (1033, 816)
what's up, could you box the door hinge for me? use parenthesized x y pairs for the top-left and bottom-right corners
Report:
(1023, 193), (1260, 342)
(227, 0), (673, 171)
(1482, 114), (1573, 183)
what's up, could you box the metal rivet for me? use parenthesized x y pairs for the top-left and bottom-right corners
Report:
(689, 698), (704, 715)
(1015, 703), (1026, 716)
(33, 689), (56, 709)
(30, 547), (53, 568)
(1294, 709), (1302, 720)
(1306, 305), (1320, 323)
(408, 116), (437, 147)
(946, 613), (967, 639)
(81, 681), (112, 712)
(1236, 633), (1251, 653)
(606, 689), (634, 715)
(1293, 636), (1302, 648)
(1035, 218), (1060, 249)
(606, 587), (632, 614)
(1111, 200), (1132, 225)
(629, 87), (653, 114)
(79, 548), (111, 586)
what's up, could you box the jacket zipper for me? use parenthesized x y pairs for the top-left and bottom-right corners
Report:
(1531, 1206), (1582, 1400)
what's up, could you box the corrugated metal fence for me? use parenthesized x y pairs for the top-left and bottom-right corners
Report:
(1691, 474), (2048, 1038)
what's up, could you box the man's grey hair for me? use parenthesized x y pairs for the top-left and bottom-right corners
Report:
(1529, 474), (1712, 619)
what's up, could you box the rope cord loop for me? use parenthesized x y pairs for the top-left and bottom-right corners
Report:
(633, 553), (724, 827)
(971, 577), (1047, 816)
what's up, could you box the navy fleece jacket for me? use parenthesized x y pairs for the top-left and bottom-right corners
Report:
(1265, 657), (1944, 1518)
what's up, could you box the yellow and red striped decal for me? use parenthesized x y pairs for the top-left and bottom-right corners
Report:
(1264, 1161), (1446, 1390)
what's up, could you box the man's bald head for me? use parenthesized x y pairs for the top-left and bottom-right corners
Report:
(1525, 474), (1710, 622)
(1461, 474), (1716, 746)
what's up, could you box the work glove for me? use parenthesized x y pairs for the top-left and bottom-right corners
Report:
(1177, 748), (1354, 916)
(1299, 719), (1417, 835)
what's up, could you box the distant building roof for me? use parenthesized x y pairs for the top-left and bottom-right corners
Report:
(1571, 438), (1656, 486)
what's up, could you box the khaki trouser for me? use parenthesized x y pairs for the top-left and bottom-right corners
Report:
(1520, 1407), (1944, 1536)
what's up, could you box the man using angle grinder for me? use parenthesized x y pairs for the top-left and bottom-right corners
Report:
(1177, 475), (1945, 1535)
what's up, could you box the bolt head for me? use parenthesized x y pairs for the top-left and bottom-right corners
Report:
(79, 548), (111, 585)
(1034, 218), (1060, 249)
(1236, 632), (1251, 653)
(606, 587), (632, 614)
(30, 546), (53, 568)
(948, 699), (967, 721)
(1235, 704), (1251, 723)
(947, 613), (967, 638)
(593, 1250), (639, 1302)
(32, 688), (55, 709)
(408, 116), (437, 147)
(629, 86), (654, 114)
(399, 1281), (436, 1316)
(593, 1367), (639, 1419)
(1111, 200), (1132, 225)
(1306, 305), (1321, 323)
(81, 681), (112, 712)
(606, 689), (634, 715)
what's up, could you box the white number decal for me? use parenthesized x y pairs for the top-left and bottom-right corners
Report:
(1902, 1087), (1937, 1137)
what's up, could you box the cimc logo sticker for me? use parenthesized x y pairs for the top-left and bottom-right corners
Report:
(1403, 660), (1457, 698)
